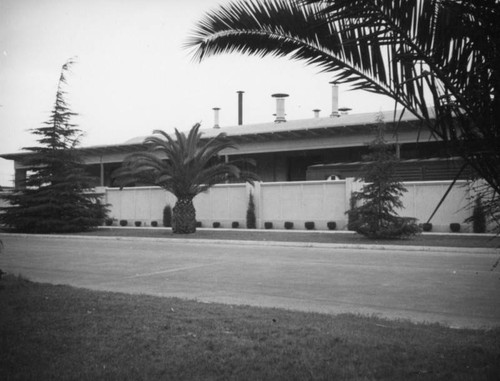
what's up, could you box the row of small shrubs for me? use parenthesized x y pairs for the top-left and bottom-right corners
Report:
(108, 220), (160, 227)
(209, 221), (338, 230)
(110, 219), (470, 233)
(420, 222), (462, 233)
(264, 221), (337, 230)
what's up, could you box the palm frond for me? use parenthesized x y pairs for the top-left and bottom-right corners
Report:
(113, 124), (258, 198)
(188, 0), (500, 197)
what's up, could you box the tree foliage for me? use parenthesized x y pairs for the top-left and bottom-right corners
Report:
(187, 0), (500, 227)
(113, 123), (257, 234)
(348, 115), (420, 239)
(0, 59), (108, 233)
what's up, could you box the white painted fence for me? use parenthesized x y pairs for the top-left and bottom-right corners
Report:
(102, 178), (478, 232)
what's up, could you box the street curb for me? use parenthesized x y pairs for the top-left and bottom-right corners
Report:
(1, 232), (498, 254)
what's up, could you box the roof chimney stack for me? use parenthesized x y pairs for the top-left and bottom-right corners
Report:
(237, 91), (244, 125)
(212, 107), (220, 129)
(313, 109), (321, 118)
(272, 93), (289, 123)
(329, 81), (339, 117)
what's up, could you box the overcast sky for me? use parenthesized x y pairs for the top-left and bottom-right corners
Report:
(0, 0), (398, 186)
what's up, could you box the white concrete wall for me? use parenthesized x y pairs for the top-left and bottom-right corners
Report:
(400, 181), (472, 228)
(104, 179), (478, 232)
(260, 181), (348, 230)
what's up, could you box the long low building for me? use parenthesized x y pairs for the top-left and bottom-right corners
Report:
(1, 103), (469, 188)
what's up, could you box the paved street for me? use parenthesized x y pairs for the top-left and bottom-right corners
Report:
(1, 233), (499, 328)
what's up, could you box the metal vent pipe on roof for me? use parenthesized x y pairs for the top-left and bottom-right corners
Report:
(212, 107), (220, 129)
(272, 93), (289, 123)
(237, 91), (244, 125)
(329, 81), (339, 117)
(313, 109), (321, 118)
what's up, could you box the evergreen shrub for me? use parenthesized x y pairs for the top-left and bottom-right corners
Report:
(450, 223), (461, 232)
(347, 115), (420, 239)
(213, 222), (221, 228)
(246, 192), (256, 229)
(327, 221), (337, 230)
(196, 221), (202, 228)
(305, 221), (315, 230)
(422, 222), (432, 232)
(284, 221), (294, 229)
(163, 205), (172, 227)
(134, 221), (142, 227)
(151, 221), (158, 227)
(119, 220), (128, 226)
(105, 218), (113, 226)
(264, 222), (273, 229)
(232, 221), (239, 228)
(469, 197), (487, 233)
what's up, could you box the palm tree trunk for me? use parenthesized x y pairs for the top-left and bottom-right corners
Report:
(172, 197), (196, 234)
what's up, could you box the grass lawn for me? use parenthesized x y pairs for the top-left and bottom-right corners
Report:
(73, 227), (500, 249)
(1, 274), (499, 380)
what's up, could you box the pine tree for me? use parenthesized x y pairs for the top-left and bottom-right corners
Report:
(348, 114), (420, 239)
(0, 59), (108, 233)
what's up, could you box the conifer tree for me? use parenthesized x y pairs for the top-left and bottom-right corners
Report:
(0, 59), (108, 233)
(348, 114), (420, 239)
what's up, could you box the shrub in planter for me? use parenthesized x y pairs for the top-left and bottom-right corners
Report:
(327, 221), (337, 230)
(119, 219), (128, 227)
(450, 223), (461, 233)
(163, 205), (172, 227)
(264, 222), (273, 229)
(284, 221), (294, 230)
(232, 221), (239, 228)
(151, 221), (158, 227)
(305, 221), (315, 230)
(105, 218), (113, 226)
(134, 221), (142, 227)
(196, 221), (202, 228)
(422, 222), (432, 232)
(213, 222), (221, 228)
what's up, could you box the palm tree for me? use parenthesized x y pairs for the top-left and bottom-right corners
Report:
(187, 0), (500, 225)
(113, 123), (257, 234)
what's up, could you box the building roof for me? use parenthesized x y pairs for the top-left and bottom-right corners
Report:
(1, 108), (433, 161)
(124, 108), (431, 145)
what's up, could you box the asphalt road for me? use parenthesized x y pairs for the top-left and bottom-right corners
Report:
(1, 233), (499, 329)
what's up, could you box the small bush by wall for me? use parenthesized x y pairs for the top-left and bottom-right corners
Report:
(305, 221), (315, 230)
(470, 197), (486, 233)
(450, 223), (461, 233)
(134, 221), (142, 227)
(422, 222), (432, 232)
(246, 192), (256, 229)
(196, 221), (202, 228)
(327, 221), (336, 230)
(119, 220), (128, 227)
(232, 221), (239, 228)
(213, 222), (221, 228)
(163, 205), (172, 227)
(105, 218), (113, 226)
(151, 221), (158, 227)
(284, 221), (294, 230)
(264, 222), (273, 229)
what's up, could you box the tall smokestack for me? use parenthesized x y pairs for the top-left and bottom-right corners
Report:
(237, 91), (244, 125)
(212, 107), (220, 129)
(272, 93), (289, 123)
(313, 109), (321, 118)
(329, 81), (339, 117)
